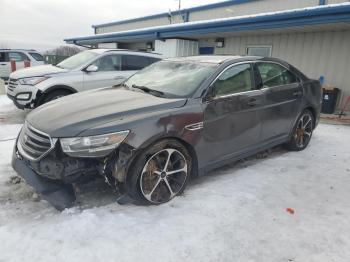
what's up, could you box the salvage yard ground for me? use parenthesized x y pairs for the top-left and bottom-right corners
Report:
(0, 95), (349, 262)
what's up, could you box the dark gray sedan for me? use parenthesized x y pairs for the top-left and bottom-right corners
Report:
(12, 56), (322, 210)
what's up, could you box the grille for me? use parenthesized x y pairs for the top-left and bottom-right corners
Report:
(7, 78), (18, 92)
(17, 123), (56, 161)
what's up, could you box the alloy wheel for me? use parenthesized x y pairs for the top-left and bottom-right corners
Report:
(140, 148), (188, 204)
(294, 113), (313, 148)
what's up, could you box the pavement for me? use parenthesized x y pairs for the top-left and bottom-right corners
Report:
(0, 79), (5, 95)
(0, 94), (350, 261)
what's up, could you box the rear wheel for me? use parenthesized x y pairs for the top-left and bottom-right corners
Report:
(285, 110), (314, 151)
(43, 89), (72, 104)
(127, 139), (192, 204)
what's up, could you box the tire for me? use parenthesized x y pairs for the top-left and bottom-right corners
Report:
(285, 109), (314, 151)
(42, 90), (72, 104)
(126, 139), (192, 205)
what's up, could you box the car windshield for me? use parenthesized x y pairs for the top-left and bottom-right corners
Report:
(124, 60), (218, 98)
(57, 50), (99, 70)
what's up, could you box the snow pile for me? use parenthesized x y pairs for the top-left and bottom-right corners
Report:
(0, 94), (349, 262)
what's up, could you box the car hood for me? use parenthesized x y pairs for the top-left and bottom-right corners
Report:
(10, 64), (67, 79)
(26, 87), (187, 137)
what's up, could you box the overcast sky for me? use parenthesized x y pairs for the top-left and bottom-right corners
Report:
(0, 0), (222, 51)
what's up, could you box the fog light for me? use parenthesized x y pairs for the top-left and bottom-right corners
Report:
(16, 93), (31, 100)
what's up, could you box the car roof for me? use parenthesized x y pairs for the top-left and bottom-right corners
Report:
(89, 48), (163, 57)
(164, 55), (263, 64)
(0, 49), (40, 53)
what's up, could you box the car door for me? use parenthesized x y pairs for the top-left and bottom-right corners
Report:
(255, 62), (303, 143)
(201, 63), (264, 165)
(83, 54), (129, 90)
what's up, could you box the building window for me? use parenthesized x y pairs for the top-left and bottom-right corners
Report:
(246, 46), (272, 57)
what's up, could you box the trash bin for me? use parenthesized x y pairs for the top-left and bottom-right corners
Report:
(321, 87), (339, 114)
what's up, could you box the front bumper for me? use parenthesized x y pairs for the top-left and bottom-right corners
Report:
(12, 130), (136, 210)
(7, 94), (27, 110)
(6, 81), (40, 109)
(11, 147), (76, 210)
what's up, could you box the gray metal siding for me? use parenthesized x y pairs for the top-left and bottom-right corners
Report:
(95, 0), (341, 34)
(189, 0), (319, 21)
(328, 0), (350, 4)
(96, 15), (183, 34)
(212, 30), (350, 106)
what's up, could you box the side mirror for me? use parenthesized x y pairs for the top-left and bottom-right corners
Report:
(203, 84), (216, 102)
(85, 64), (98, 72)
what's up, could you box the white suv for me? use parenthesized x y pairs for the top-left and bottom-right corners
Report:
(6, 49), (162, 109)
(0, 49), (44, 82)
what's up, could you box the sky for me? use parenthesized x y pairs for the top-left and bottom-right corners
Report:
(0, 0), (222, 52)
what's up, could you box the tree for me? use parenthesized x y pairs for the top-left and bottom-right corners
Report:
(44, 45), (82, 56)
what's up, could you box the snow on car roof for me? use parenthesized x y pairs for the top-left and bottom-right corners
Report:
(164, 55), (261, 64)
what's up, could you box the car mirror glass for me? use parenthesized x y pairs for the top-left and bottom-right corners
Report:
(85, 64), (98, 72)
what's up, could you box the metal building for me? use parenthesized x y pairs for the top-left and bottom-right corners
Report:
(65, 0), (350, 108)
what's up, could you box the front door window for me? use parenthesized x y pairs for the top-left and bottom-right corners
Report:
(213, 63), (254, 96)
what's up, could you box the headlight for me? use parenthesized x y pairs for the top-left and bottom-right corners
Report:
(60, 130), (129, 158)
(19, 76), (49, 85)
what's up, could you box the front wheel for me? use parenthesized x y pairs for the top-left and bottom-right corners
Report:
(127, 139), (192, 204)
(285, 109), (314, 151)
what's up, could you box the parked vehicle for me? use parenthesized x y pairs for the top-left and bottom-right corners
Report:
(0, 49), (44, 82)
(6, 49), (162, 109)
(12, 56), (322, 210)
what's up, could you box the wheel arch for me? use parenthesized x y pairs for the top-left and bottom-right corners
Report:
(37, 85), (78, 105)
(43, 85), (78, 95)
(303, 106), (317, 129)
(126, 135), (199, 183)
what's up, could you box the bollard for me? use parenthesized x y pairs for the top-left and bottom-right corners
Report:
(10, 60), (16, 72)
(24, 60), (31, 68)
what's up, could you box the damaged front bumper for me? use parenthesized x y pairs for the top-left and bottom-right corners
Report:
(11, 139), (136, 210)
(12, 147), (76, 211)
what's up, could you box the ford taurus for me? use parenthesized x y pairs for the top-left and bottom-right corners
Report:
(12, 56), (322, 210)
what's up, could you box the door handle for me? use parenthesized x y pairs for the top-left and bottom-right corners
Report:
(0, 63), (6, 66)
(114, 76), (125, 80)
(246, 98), (257, 107)
(293, 90), (303, 97)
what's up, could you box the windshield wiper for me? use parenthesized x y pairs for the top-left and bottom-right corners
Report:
(131, 84), (165, 97)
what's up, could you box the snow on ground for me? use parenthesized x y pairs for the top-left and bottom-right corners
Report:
(0, 94), (350, 262)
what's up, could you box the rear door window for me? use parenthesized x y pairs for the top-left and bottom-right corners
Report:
(121, 55), (157, 71)
(0, 52), (6, 62)
(257, 62), (298, 88)
(8, 52), (29, 62)
(29, 52), (44, 61)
